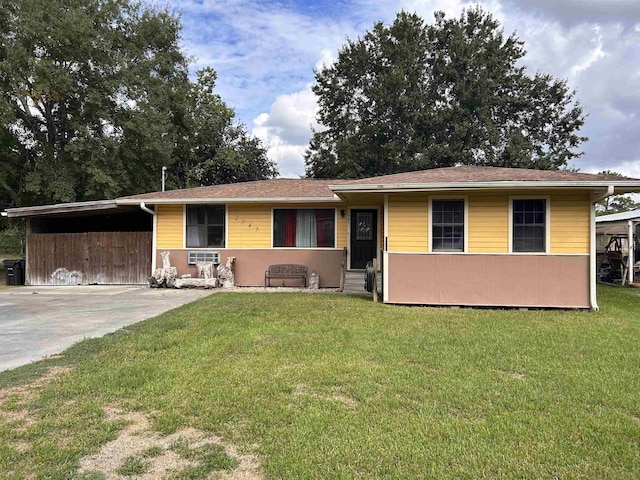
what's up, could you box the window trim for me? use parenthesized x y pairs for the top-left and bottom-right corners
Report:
(508, 195), (551, 254)
(428, 196), (468, 253)
(270, 207), (338, 249)
(184, 204), (227, 249)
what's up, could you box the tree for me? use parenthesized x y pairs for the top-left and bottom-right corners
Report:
(0, 0), (276, 210)
(596, 171), (640, 215)
(170, 68), (277, 189)
(305, 8), (587, 179)
(0, 0), (190, 207)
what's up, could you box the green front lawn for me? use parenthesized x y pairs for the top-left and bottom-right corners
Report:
(1, 286), (639, 478)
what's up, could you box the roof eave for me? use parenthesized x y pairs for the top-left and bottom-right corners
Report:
(117, 196), (344, 205)
(329, 181), (640, 193)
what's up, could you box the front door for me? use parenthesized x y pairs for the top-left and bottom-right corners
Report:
(350, 209), (377, 269)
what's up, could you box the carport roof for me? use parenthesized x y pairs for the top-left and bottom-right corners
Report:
(4, 200), (122, 218)
(595, 209), (640, 223)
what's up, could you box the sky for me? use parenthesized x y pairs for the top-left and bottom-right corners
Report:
(151, 0), (640, 178)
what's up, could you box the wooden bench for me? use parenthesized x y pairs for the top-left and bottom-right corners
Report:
(265, 264), (307, 287)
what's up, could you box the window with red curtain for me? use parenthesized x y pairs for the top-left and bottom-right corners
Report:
(273, 209), (335, 247)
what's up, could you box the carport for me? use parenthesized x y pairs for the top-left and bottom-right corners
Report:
(5, 201), (153, 285)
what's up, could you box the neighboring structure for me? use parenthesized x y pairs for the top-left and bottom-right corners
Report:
(596, 209), (640, 284)
(6, 166), (640, 309)
(596, 209), (640, 251)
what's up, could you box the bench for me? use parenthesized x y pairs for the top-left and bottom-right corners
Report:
(265, 264), (307, 287)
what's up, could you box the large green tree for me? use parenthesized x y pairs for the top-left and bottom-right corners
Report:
(0, 0), (276, 210)
(305, 8), (587, 179)
(0, 0), (190, 207)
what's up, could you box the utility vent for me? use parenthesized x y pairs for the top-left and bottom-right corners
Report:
(187, 251), (220, 265)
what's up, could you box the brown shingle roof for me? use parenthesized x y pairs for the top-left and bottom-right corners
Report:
(121, 178), (350, 201)
(118, 166), (640, 204)
(343, 166), (637, 185)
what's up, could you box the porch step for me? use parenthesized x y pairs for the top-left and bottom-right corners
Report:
(342, 271), (381, 295)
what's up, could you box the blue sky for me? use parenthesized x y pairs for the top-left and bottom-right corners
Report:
(150, 0), (640, 178)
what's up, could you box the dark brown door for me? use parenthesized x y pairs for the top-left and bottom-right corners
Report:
(350, 209), (377, 269)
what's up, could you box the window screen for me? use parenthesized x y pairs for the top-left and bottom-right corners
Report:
(186, 205), (225, 248)
(432, 199), (465, 252)
(512, 199), (546, 252)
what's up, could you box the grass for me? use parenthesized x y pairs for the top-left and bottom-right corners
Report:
(0, 286), (639, 478)
(115, 456), (149, 476)
(170, 440), (237, 479)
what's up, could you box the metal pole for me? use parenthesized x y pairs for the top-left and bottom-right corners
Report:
(161, 166), (167, 192)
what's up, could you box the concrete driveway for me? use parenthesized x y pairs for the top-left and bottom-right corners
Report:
(0, 286), (214, 372)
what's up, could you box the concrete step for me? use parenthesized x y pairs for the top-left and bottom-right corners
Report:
(342, 271), (381, 295)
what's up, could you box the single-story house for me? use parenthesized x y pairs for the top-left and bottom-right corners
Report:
(6, 166), (640, 309)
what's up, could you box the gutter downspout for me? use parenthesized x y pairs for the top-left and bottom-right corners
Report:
(590, 186), (615, 311)
(139, 202), (157, 273)
(628, 220), (635, 285)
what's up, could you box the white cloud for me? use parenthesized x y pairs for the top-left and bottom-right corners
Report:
(498, 0), (640, 26)
(315, 49), (336, 72)
(252, 84), (321, 177)
(613, 161), (640, 179)
(570, 26), (606, 76)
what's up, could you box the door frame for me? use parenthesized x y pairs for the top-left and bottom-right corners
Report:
(348, 206), (381, 271)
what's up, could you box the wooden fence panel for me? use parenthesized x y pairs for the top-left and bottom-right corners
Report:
(26, 232), (152, 285)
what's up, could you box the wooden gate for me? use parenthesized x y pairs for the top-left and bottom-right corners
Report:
(26, 232), (152, 285)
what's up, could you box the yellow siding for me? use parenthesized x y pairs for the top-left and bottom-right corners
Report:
(550, 193), (590, 254)
(384, 191), (591, 255)
(468, 194), (509, 253)
(153, 193), (591, 254)
(387, 194), (428, 252)
(227, 205), (272, 248)
(337, 213), (348, 249)
(156, 205), (183, 248)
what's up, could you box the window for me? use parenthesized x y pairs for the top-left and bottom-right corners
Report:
(273, 209), (335, 247)
(432, 199), (465, 252)
(512, 199), (546, 252)
(186, 205), (225, 248)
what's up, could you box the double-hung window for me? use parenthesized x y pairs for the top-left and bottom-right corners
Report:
(512, 199), (546, 252)
(186, 205), (225, 248)
(431, 199), (465, 252)
(273, 209), (335, 248)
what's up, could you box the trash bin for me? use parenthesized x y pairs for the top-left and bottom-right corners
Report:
(3, 259), (25, 286)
